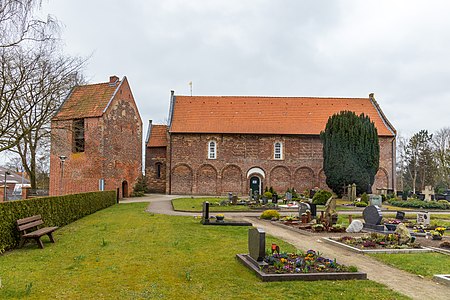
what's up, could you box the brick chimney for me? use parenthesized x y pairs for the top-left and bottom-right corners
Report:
(109, 75), (119, 86)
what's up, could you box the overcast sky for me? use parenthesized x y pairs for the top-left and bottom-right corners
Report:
(40, 0), (450, 138)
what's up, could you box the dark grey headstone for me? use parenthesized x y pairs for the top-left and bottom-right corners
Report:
(395, 211), (405, 220)
(248, 227), (265, 262)
(202, 202), (210, 223)
(309, 203), (317, 217)
(298, 202), (310, 217)
(363, 205), (382, 225)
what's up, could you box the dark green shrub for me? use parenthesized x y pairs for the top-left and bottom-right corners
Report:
(0, 191), (116, 253)
(260, 210), (280, 220)
(263, 191), (273, 199)
(312, 190), (332, 205)
(355, 202), (368, 207)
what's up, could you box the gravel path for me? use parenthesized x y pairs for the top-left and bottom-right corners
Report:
(121, 194), (450, 300)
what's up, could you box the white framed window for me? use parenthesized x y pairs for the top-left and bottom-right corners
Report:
(274, 142), (283, 160)
(208, 141), (217, 159)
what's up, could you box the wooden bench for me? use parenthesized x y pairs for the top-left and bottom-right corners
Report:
(16, 215), (58, 249)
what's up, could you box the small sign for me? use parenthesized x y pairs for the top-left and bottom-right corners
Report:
(416, 212), (430, 226)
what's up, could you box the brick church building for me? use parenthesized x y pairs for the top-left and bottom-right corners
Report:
(146, 92), (396, 196)
(49, 76), (142, 198)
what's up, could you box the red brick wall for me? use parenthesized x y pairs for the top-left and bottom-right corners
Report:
(168, 133), (395, 196)
(145, 146), (167, 193)
(49, 80), (142, 197)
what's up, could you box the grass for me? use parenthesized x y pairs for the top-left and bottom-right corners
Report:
(370, 253), (450, 278)
(172, 197), (251, 212)
(0, 203), (407, 299)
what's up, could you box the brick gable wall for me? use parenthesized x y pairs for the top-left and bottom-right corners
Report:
(49, 80), (142, 197)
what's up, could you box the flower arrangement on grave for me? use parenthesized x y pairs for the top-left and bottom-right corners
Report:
(336, 232), (421, 249)
(215, 214), (225, 221)
(312, 224), (325, 232)
(330, 224), (346, 232)
(263, 249), (358, 274)
(435, 227), (446, 235)
(430, 230), (443, 240)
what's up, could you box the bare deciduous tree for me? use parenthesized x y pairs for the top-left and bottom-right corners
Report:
(8, 44), (86, 189)
(0, 0), (57, 48)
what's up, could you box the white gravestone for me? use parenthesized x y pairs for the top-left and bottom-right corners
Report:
(417, 212), (430, 226)
(346, 220), (364, 233)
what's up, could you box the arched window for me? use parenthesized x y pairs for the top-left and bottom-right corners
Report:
(208, 141), (217, 159)
(274, 142), (282, 160)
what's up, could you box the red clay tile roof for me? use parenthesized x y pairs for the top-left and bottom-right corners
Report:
(147, 125), (168, 147)
(170, 96), (395, 136)
(53, 82), (119, 120)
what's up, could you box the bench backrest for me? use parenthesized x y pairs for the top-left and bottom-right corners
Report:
(17, 215), (44, 232)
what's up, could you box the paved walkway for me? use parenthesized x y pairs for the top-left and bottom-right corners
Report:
(120, 194), (450, 300)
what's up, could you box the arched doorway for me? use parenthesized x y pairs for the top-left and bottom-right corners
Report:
(250, 176), (261, 195)
(122, 180), (128, 198)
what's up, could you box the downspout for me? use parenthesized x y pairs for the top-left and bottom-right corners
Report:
(168, 91), (175, 195)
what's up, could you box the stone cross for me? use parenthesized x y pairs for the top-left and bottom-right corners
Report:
(422, 186), (434, 202)
(248, 227), (265, 262)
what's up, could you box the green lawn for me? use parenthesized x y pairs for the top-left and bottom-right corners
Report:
(172, 197), (251, 212)
(370, 253), (450, 278)
(0, 203), (407, 299)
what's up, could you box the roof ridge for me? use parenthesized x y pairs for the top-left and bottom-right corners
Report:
(175, 95), (369, 100)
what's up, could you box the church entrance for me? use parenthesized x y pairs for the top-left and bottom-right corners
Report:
(250, 176), (261, 196)
(122, 180), (128, 198)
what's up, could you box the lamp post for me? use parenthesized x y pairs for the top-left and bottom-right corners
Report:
(4, 171), (11, 201)
(59, 156), (67, 195)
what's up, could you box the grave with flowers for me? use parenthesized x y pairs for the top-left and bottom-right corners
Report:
(236, 227), (366, 281)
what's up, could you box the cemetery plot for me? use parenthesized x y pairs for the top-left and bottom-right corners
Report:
(323, 232), (432, 254)
(236, 228), (367, 281)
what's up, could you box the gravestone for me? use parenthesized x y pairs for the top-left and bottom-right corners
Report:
(369, 194), (382, 207)
(309, 202), (317, 217)
(350, 183), (357, 202)
(417, 194), (425, 201)
(422, 186), (434, 202)
(231, 195), (238, 205)
(395, 211), (405, 221)
(253, 190), (259, 201)
(362, 205), (384, 231)
(417, 212), (430, 226)
(298, 202), (311, 217)
(248, 227), (265, 262)
(346, 220), (364, 233)
(285, 192), (292, 202)
(272, 193), (278, 204)
(201, 202), (210, 224)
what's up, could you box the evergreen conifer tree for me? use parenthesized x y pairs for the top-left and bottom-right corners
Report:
(320, 111), (379, 196)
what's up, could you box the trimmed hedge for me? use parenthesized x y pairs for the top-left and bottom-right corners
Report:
(0, 191), (116, 253)
(388, 199), (450, 210)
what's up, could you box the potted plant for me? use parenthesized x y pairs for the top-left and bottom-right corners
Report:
(216, 214), (225, 221)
